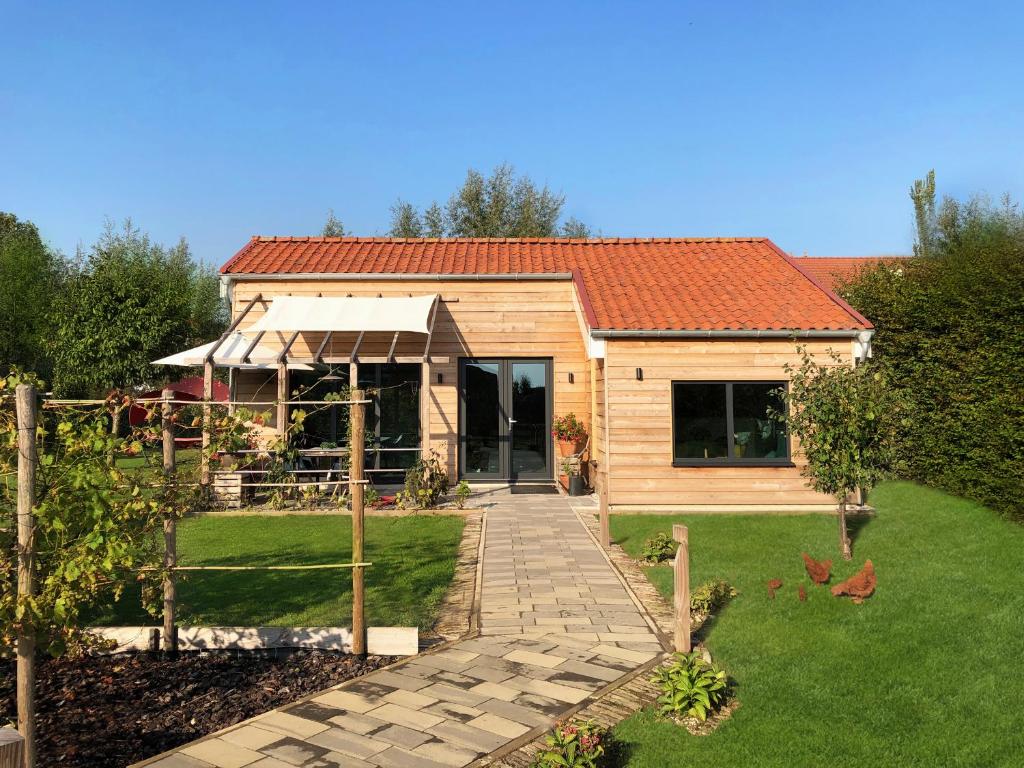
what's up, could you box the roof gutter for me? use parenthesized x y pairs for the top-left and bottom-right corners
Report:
(222, 272), (575, 282)
(590, 328), (866, 339)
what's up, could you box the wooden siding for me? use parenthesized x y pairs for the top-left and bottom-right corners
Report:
(229, 279), (591, 479)
(604, 338), (852, 510)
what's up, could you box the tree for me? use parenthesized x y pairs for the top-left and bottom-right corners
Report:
(910, 169), (936, 257)
(778, 348), (902, 559)
(386, 163), (591, 238)
(0, 213), (65, 378)
(388, 200), (422, 237)
(841, 190), (1024, 519)
(48, 220), (228, 397)
(322, 209), (346, 237)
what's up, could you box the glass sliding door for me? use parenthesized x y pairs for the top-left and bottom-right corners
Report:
(459, 358), (552, 481)
(462, 361), (503, 477)
(510, 361), (549, 478)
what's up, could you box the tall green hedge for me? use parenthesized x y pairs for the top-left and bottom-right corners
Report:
(840, 197), (1024, 519)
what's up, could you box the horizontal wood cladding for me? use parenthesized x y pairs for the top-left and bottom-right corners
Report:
(229, 279), (591, 479)
(605, 339), (851, 509)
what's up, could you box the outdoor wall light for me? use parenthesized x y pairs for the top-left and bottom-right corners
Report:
(568, 372), (575, 384)
(636, 367), (643, 381)
(436, 372), (443, 384)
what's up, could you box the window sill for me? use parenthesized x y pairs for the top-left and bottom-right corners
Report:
(672, 459), (796, 468)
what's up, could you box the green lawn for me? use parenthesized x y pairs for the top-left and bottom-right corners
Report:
(95, 514), (464, 628)
(609, 482), (1024, 768)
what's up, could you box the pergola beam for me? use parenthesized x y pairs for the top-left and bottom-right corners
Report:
(387, 331), (400, 362)
(314, 331), (333, 363)
(422, 296), (440, 360)
(205, 293), (262, 364)
(277, 331), (301, 363)
(241, 330), (266, 364)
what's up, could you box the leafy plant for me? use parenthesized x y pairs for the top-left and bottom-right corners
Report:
(551, 412), (586, 443)
(401, 450), (450, 509)
(690, 580), (737, 617)
(641, 532), (676, 564)
(651, 652), (729, 723)
(364, 486), (381, 507)
(533, 719), (607, 768)
(455, 480), (471, 509)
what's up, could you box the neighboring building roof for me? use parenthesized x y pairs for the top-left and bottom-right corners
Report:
(793, 256), (911, 293)
(222, 237), (871, 332)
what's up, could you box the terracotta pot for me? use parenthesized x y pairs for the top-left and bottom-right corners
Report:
(558, 439), (583, 457)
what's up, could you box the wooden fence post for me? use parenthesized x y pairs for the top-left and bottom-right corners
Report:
(161, 389), (177, 654)
(0, 730), (25, 768)
(599, 470), (610, 548)
(15, 383), (37, 768)
(350, 389), (366, 656)
(673, 524), (691, 653)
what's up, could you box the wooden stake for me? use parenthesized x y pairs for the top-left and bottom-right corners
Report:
(350, 388), (366, 656)
(200, 361), (213, 488)
(15, 383), (37, 768)
(421, 361), (431, 460)
(277, 362), (288, 437)
(599, 470), (610, 548)
(0, 729), (25, 768)
(161, 389), (177, 654)
(673, 524), (691, 653)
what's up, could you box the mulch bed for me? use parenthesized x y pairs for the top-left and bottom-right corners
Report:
(0, 649), (394, 768)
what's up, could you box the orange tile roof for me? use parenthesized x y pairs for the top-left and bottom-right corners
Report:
(793, 256), (911, 293)
(222, 237), (871, 332)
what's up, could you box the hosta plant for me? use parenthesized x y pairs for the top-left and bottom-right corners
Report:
(652, 651), (728, 722)
(533, 719), (607, 768)
(641, 531), (676, 563)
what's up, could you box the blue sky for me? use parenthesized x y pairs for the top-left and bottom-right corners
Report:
(2, 1), (1022, 264)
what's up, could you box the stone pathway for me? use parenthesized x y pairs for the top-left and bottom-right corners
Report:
(139, 495), (666, 768)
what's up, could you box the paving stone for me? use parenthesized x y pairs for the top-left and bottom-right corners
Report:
(463, 664), (515, 683)
(380, 688), (438, 709)
(219, 725), (287, 751)
(364, 702), (445, 731)
(258, 736), (331, 765)
(502, 649), (565, 669)
(515, 677), (591, 704)
(368, 670), (433, 692)
(147, 755), (214, 768)
(314, 691), (382, 714)
(363, 723), (432, 749)
(412, 740), (483, 766)
(475, 697), (553, 728)
(466, 712), (532, 739)
(370, 746), (453, 768)
(326, 712), (390, 735)
(423, 700), (485, 723)
(417, 681), (491, 706)
(254, 711), (331, 739)
(468, 680), (521, 701)
(306, 728), (390, 760)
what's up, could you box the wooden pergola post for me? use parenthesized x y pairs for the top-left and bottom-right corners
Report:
(350, 389), (366, 656)
(161, 389), (177, 654)
(15, 383), (37, 768)
(200, 360), (213, 488)
(599, 470), (610, 549)
(276, 362), (288, 437)
(673, 524), (691, 653)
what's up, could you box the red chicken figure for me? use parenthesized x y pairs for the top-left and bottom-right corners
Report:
(767, 578), (783, 599)
(830, 559), (877, 604)
(802, 552), (832, 585)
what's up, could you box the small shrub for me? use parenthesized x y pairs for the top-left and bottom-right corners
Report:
(402, 450), (450, 509)
(533, 719), (607, 768)
(455, 480), (472, 509)
(364, 487), (380, 507)
(652, 651), (728, 723)
(641, 532), (676, 563)
(690, 580), (737, 617)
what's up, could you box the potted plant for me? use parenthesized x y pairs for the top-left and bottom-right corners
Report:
(561, 458), (586, 496)
(552, 412), (587, 457)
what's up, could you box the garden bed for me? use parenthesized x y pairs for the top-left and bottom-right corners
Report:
(0, 649), (394, 768)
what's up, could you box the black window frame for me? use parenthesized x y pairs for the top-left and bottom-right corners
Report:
(671, 380), (792, 467)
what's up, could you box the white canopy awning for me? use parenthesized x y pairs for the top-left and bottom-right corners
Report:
(152, 332), (313, 370)
(249, 294), (438, 334)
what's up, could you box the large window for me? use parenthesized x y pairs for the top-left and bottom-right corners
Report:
(672, 381), (790, 466)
